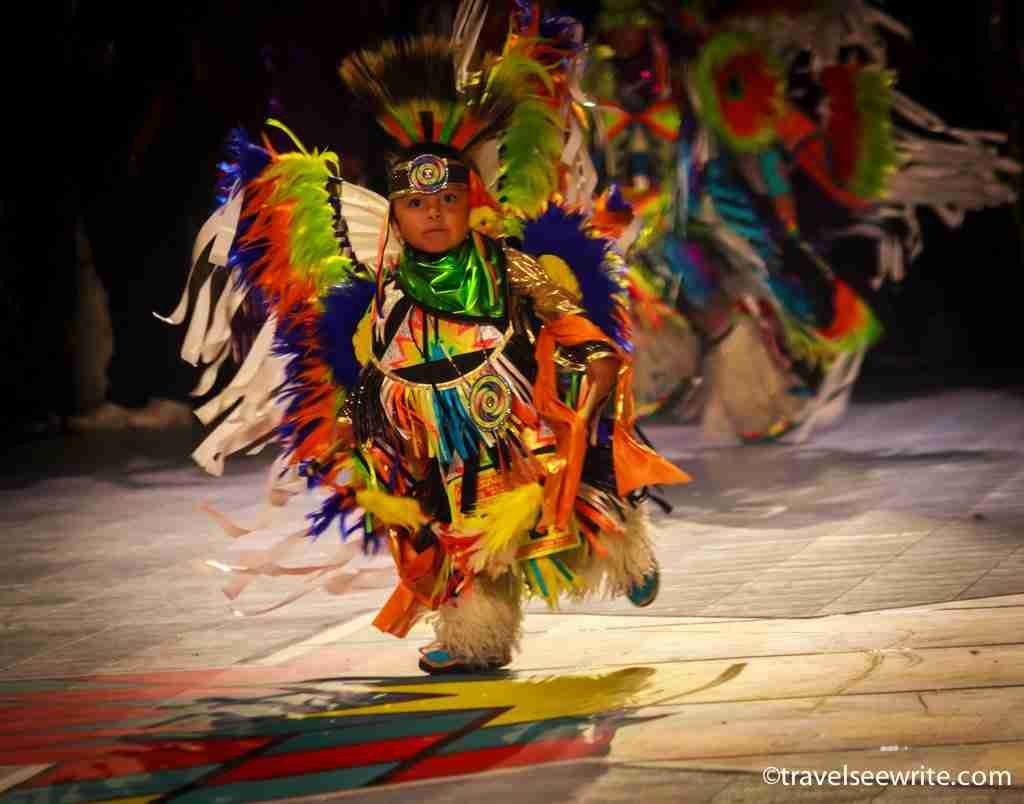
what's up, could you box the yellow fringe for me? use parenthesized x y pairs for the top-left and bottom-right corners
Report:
(356, 488), (428, 530)
(523, 555), (585, 608)
(430, 554), (453, 602)
(463, 483), (544, 570)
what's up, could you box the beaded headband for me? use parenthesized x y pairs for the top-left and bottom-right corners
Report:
(388, 154), (470, 199)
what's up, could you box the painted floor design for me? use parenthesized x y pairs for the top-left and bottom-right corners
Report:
(0, 662), (653, 803)
(4, 390), (1024, 801)
(4, 596), (1024, 803)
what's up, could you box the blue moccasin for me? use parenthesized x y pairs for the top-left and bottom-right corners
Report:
(418, 645), (511, 675)
(626, 564), (660, 608)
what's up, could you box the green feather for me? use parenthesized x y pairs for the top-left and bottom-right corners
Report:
(483, 49), (554, 98)
(264, 143), (356, 293)
(695, 31), (782, 154)
(851, 68), (899, 200)
(497, 97), (563, 216)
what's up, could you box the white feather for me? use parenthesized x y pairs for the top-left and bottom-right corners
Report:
(340, 181), (402, 265)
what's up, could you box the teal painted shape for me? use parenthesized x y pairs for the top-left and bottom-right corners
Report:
(266, 709), (491, 754)
(151, 698), (443, 740)
(439, 716), (591, 753)
(0, 680), (73, 694)
(0, 765), (219, 804)
(170, 762), (397, 803)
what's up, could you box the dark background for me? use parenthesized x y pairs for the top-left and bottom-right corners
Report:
(0, 0), (1019, 446)
(867, 0), (1023, 392)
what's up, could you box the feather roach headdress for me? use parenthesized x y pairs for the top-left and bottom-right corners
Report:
(340, 33), (563, 213)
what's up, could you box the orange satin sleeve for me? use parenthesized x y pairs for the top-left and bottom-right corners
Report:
(532, 315), (690, 531)
(611, 357), (692, 495)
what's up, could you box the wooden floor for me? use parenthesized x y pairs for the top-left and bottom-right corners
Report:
(1, 388), (1024, 801)
(344, 595), (1024, 802)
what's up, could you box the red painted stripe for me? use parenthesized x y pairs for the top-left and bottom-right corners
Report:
(0, 740), (149, 766)
(0, 723), (232, 765)
(0, 728), (154, 756)
(0, 705), (162, 732)
(0, 685), (194, 706)
(0, 716), (253, 754)
(2, 652), (363, 698)
(387, 735), (613, 783)
(19, 737), (273, 788)
(0, 668), (306, 704)
(208, 734), (445, 785)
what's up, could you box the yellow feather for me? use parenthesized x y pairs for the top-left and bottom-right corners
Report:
(469, 207), (504, 238)
(352, 308), (374, 366)
(356, 489), (427, 531)
(538, 254), (581, 300)
(463, 483), (543, 568)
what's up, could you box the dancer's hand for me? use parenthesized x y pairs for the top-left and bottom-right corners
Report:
(578, 354), (620, 421)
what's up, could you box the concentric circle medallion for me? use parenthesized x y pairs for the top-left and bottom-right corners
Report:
(469, 374), (513, 432)
(408, 154), (449, 194)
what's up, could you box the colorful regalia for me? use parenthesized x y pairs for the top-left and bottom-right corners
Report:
(164, 6), (689, 673)
(589, 0), (1019, 441)
(582, 4), (703, 418)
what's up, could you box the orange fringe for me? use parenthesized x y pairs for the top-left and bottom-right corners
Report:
(234, 155), (344, 475)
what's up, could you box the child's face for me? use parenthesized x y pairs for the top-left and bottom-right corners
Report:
(392, 187), (470, 254)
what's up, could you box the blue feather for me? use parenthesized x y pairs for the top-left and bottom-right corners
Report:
(214, 127), (271, 208)
(308, 492), (349, 539)
(270, 311), (332, 465)
(319, 278), (376, 390)
(520, 205), (630, 351)
(604, 184), (631, 214)
(219, 128), (271, 296)
(539, 9), (584, 52)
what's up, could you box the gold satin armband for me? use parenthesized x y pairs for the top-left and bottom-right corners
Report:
(504, 247), (585, 320)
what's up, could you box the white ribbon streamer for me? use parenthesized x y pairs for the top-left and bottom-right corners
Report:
(155, 190), (245, 328)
